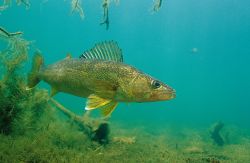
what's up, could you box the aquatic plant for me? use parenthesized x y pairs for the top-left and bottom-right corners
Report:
(0, 29), (31, 132)
(1, 33), (112, 146)
(1, 115), (250, 162)
(0, 28), (49, 135)
(0, 27), (29, 59)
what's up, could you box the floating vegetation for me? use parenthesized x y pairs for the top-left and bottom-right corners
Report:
(1, 0), (162, 29)
(0, 0), (30, 12)
(100, 0), (110, 30)
(16, 0), (30, 9)
(71, 0), (84, 20)
(152, 0), (162, 12)
(99, 0), (119, 30)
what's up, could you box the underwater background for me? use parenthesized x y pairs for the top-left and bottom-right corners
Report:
(1, 0), (250, 162)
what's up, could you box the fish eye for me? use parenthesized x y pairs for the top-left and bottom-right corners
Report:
(151, 80), (161, 89)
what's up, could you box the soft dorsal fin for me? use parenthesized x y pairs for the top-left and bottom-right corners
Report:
(79, 41), (123, 62)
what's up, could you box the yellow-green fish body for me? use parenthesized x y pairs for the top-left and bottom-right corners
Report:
(28, 41), (175, 116)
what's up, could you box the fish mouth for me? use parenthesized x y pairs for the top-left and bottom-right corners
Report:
(161, 88), (176, 100)
(170, 89), (176, 99)
(150, 89), (176, 101)
(162, 91), (175, 100)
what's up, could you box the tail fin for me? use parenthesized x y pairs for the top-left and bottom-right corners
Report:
(27, 52), (43, 89)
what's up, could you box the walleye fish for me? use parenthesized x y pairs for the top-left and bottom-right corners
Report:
(27, 41), (175, 116)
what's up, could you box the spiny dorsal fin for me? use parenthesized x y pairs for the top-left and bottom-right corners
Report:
(79, 41), (123, 62)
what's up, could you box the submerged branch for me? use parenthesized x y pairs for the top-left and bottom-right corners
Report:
(50, 98), (83, 123)
(50, 98), (110, 144)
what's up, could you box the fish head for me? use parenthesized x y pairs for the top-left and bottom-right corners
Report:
(128, 72), (176, 102)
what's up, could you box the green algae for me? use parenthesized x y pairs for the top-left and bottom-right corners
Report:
(1, 122), (250, 162)
(0, 31), (33, 135)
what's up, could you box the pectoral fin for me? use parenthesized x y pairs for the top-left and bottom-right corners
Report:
(85, 94), (111, 110)
(100, 101), (118, 117)
(85, 94), (118, 117)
